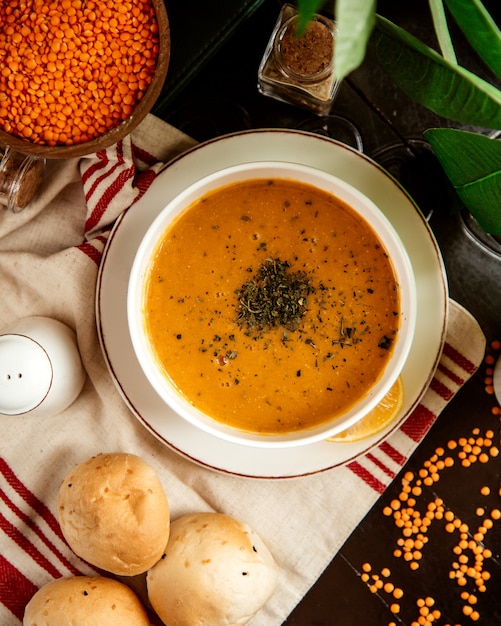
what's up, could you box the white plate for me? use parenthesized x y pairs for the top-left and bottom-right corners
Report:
(494, 355), (501, 406)
(96, 130), (448, 479)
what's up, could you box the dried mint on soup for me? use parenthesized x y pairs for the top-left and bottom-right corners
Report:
(235, 257), (315, 332)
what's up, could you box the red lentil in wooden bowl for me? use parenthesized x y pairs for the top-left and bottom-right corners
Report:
(0, 0), (170, 158)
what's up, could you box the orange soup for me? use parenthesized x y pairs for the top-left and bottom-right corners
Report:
(143, 178), (400, 435)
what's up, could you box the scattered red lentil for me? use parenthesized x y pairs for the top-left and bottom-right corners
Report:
(359, 344), (501, 623)
(0, 0), (159, 146)
(484, 339), (501, 398)
(359, 420), (500, 622)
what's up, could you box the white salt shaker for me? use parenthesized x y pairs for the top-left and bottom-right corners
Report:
(0, 316), (86, 417)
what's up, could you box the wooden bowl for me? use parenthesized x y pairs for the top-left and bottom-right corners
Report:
(0, 0), (170, 159)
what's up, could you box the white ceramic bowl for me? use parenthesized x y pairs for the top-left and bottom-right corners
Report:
(128, 162), (417, 448)
(0, 316), (86, 417)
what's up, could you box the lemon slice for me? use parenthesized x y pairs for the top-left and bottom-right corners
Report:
(327, 376), (404, 443)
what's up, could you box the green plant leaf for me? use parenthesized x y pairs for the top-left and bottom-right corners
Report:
(429, 0), (457, 63)
(334, 0), (376, 80)
(296, 0), (330, 33)
(444, 0), (501, 80)
(369, 15), (501, 129)
(425, 127), (501, 236)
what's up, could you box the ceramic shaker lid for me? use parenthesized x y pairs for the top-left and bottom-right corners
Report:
(0, 334), (52, 415)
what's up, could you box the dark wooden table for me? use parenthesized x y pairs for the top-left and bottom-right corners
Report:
(156, 1), (501, 623)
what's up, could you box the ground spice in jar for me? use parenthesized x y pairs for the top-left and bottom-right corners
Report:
(0, 147), (45, 212)
(279, 19), (334, 76)
(258, 4), (340, 115)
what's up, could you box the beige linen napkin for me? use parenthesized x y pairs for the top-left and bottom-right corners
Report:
(0, 115), (486, 625)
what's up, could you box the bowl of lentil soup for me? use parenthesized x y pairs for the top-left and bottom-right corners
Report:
(127, 162), (417, 448)
(0, 0), (169, 158)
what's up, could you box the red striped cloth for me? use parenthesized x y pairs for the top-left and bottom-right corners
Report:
(81, 114), (196, 242)
(347, 300), (485, 494)
(0, 458), (99, 621)
(0, 115), (486, 626)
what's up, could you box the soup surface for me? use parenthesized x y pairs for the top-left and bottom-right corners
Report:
(143, 178), (400, 435)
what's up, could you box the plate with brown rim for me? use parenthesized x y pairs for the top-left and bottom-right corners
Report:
(96, 129), (448, 479)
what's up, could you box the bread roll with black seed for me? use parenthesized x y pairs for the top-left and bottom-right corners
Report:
(147, 512), (278, 626)
(23, 576), (150, 625)
(57, 452), (170, 576)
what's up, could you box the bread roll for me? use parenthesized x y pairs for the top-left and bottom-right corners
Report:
(147, 512), (278, 626)
(23, 576), (150, 625)
(57, 452), (170, 576)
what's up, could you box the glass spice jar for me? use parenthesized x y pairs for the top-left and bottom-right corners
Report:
(0, 147), (46, 213)
(258, 4), (340, 115)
